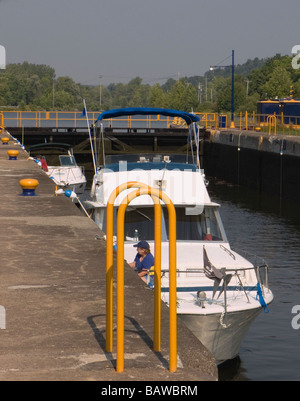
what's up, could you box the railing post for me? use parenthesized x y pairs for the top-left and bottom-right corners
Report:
(0, 112), (4, 129)
(153, 200), (161, 352)
(116, 198), (126, 373)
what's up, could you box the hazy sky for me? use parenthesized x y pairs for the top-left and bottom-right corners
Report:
(0, 0), (299, 85)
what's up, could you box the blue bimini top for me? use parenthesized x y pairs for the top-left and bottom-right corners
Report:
(96, 107), (200, 125)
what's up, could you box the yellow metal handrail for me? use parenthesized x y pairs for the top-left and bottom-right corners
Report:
(0, 112), (4, 130)
(1, 111), (176, 129)
(3, 110), (300, 134)
(106, 182), (177, 373)
(106, 181), (161, 353)
(1, 110), (100, 129)
(267, 114), (277, 136)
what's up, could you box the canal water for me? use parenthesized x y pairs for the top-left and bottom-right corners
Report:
(208, 178), (300, 381)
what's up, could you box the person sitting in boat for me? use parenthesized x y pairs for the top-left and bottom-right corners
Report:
(129, 240), (154, 286)
(37, 155), (48, 172)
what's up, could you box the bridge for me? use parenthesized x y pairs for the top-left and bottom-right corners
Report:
(0, 111), (197, 174)
(1, 110), (188, 145)
(2, 109), (298, 135)
(0, 111), (193, 152)
(2, 110), (298, 155)
(1, 110), (190, 130)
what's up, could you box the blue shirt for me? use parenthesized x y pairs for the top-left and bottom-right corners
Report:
(134, 252), (154, 271)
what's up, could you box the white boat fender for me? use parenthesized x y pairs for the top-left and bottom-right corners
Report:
(196, 291), (206, 308)
(31, 157), (42, 167)
(62, 189), (91, 219)
(64, 190), (77, 199)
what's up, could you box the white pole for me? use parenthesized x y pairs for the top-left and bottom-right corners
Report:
(83, 99), (97, 175)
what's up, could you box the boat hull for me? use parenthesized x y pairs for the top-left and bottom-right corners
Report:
(47, 167), (87, 195)
(62, 181), (86, 195)
(179, 307), (263, 364)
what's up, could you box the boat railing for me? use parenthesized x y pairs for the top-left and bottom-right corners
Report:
(161, 263), (270, 328)
(161, 263), (270, 290)
(161, 262), (270, 325)
(232, 248), (270, 289)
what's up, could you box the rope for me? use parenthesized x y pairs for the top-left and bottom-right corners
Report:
(220, 310), (231, 329)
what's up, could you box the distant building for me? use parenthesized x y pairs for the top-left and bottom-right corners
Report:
(257, 87), (300, 125)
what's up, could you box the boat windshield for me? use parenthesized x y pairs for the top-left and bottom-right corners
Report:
(100, 205), (227, 242)
(59, 155), (77, 167)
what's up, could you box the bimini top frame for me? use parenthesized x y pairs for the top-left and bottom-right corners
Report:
(93, 107), (202, 169)
(95, 107), (200, 125)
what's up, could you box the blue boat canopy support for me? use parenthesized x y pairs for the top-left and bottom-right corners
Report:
(94, 107), (202, 169)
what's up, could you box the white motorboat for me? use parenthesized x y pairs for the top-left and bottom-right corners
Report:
(88, 108), (273, 364)
(28, 143), (87, 196)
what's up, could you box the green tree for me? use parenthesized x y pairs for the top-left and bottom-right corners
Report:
(0, 62), (56, 109)
(126, 78), (150, 107)
(167, 80), (198, 111)
(54, 90), (75, 110)
(215, 76), (247, 113)
(2, 54), (300, 112)
(261, 66), (292, 99)
(149, 84), (167, 107)
(56, 76), (81, 105)
(26, 75), (42, 105)
(39, 91), (53, 110)
(248, 54), (294, 99)
(107, 82), (127, 108)
(238, 93), (260, 112)
(161, 78), (176, 92)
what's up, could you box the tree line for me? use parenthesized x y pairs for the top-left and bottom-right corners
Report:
(0, 54), (299, 113)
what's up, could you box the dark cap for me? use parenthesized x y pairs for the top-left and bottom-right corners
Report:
(133, 240), (150, 250)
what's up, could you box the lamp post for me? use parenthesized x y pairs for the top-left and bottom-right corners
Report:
(210, 50), (235, 129)
(52, 78), (55, 109)
(99, 75), (103, 110)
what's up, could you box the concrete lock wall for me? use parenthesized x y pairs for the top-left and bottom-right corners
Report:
(203, 130), (300, 204)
